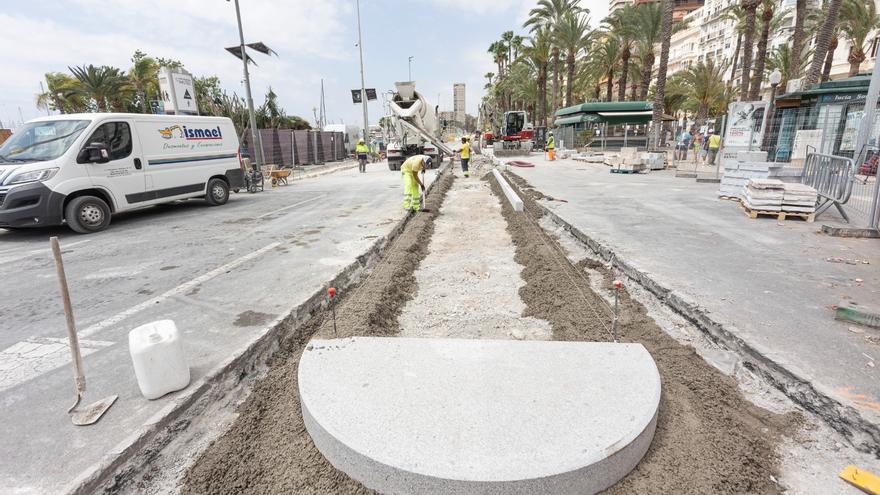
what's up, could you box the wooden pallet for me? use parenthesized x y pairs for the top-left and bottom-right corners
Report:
(741, 204), (815, 222)
(610, 168), (641, 174)
(719, 195), (741, 202)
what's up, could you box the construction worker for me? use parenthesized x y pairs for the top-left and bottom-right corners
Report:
(706, 129), (722, 165)
(460, 137), (471, 178)
(546, 131), (556, 161)
(401, 154), (431, 211)
(356, 138), (370, 173)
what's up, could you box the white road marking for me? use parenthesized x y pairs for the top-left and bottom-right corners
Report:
(0, 337), (113, 393)
(0, 241), (280, 392)
(0, 239), (92, 265)
(256, 194), (326, 219)
(79, 241), (281, 338)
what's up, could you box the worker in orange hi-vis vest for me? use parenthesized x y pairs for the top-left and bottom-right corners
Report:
(546, 131), (556, 161)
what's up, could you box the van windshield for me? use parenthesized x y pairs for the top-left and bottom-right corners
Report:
(0, 120), (90, 164)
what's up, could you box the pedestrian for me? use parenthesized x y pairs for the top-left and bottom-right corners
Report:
(459, 137), (471, 178)
(676, 128), (692, 161)
(356, 138), (370, 173)
(692, 131), (703, 165)
(546, 131), (556, 161)
(706, 129), (722, 165)
(401, 154), (430, 212)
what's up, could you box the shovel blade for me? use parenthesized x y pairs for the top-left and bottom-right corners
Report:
(70, 395), (118, 426)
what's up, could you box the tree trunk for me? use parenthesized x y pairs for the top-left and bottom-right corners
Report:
(696, 104), (708, 131)
(566, 52), (576, 106)
(748, 4), (773, 101)
(606, 69), (615, 101)
(805, 0), (843, 86)
(594, 84), (601, 100)
(729, 32), (742, 91)
(739, 0), (759, 100)
(652, 0), (674, 148)
(539, 63), (548, 126)
(822, 35), (839, 81)
(789, 0), (807, 81)
(619, 46), (630, 101)
(847, 46), (865, 76)
(640, 52), (655, 100)
(551, 48), (560, 117)
(631, 82), (638, 100)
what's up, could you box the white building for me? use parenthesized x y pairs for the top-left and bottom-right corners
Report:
(453, 83), (466, 125)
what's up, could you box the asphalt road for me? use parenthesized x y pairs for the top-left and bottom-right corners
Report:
(0, 163), (408, 493)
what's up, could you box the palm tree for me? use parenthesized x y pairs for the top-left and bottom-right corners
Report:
(605, 5), (636, 101)
(738, 0), (761, 99)
(557, 11), (592, 106)
(790, 0), (808, 81)
(35, 72), (89, 114)
(593, 34), (621, 101)
(721, 6), (748, 89)
(521, 29), (552, 125)
(804, 0), (844, 86)
(631, 2), (665, 100)
(129, 50), (158, 113)
(766, 44), (813, 90)
(673, 61), (728, 129)
(838, 0), (880, 76)
(651, 0), (674, 147)
(748, 1), (789, 100)
(524, 0), (584, 115)
(68, 64), (129, 112)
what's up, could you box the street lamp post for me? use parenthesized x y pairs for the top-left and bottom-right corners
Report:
(408, 56), (414, 81)
(356, 0), (369, 141)
(763, 69), (783, 157)
(228, 0), (263, 171)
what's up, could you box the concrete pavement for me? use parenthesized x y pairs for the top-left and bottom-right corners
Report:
(0, 163), (413, 493)
(503, 154), (880, 453)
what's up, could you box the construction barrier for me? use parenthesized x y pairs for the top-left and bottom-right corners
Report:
(802, 153), (856, 222)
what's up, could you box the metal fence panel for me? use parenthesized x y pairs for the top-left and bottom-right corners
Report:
(803, 153), (857, 221)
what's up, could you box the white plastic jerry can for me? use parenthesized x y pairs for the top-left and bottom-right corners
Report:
(128, 320), (190, 400)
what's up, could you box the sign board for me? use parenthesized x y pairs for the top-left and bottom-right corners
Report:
(351, 90), (363, 104)
(791, 129), (824, 160)
(724, 101), (766, 150)
(158, 67), (198, 115)
(365, 88), (377, 101)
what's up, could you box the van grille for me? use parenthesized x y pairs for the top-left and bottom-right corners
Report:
(0, 193), (5, 207)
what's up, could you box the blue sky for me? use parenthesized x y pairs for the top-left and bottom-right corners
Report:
(0, 0), (606, 129)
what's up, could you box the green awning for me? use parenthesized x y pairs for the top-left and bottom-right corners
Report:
(555, 101), (653, 117)
(555, 114), (601, 125)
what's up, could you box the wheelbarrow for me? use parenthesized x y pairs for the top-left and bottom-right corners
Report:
(270, 168), (291, 187)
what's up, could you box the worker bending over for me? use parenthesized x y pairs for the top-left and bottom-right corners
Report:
(356, 138), (370, 173)
(546, 131), (555, 161)
(460, 137), (471, 177)
(401, 154), (431, 211)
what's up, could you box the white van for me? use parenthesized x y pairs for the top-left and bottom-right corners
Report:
(0, 113), (245, 233)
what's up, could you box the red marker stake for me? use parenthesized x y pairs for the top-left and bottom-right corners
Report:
(328, 287), (338, 337)
(612, 280), (621, 343)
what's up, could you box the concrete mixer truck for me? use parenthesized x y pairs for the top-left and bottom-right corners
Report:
(386, 81), (454, 171)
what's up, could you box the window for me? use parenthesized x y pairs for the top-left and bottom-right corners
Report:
(83, 122), (132, 161)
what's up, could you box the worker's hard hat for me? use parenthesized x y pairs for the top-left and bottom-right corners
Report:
(424, 156), (433, 167)
(708, 129), (714, 134)
(358, 138), (365, 143)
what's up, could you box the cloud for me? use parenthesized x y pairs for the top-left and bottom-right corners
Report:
(427, 0), (533, 15)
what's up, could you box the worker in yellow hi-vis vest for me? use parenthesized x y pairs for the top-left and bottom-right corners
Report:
(355, 139), (370, 173)
(401, 154), (431, 211)
(546, 131), (556, 161)
(706, 129), (722, 165)
(460, 137), (471, 177)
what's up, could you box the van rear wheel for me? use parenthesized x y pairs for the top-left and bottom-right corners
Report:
(65, 196), (111, 234)
(206, 178), (230, 206)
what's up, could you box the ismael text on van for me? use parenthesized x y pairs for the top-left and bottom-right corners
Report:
(0, 113), (245, 233)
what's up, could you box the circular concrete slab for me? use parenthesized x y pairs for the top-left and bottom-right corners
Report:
(299, 337), (661, 495)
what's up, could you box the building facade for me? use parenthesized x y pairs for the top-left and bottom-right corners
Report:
(453, 83), (466, 126)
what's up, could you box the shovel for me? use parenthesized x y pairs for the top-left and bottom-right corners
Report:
(50, 237), (117, 426)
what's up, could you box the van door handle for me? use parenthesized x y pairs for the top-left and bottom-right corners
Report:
(134, 158), (142, 170)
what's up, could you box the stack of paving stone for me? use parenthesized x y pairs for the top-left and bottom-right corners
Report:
(742, 178), (785, 211)
(781, 183), (818, 213)
(718, 151), (805, 199)
(605, 147), (646, 171)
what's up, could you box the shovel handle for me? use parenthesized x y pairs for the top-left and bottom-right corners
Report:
(50, 237), (86, 394)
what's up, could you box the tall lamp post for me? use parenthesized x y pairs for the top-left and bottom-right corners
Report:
(763, 70), (783, 158)
(227, 0), (263, 171)
(356, 0), (369, 141)
(408, 56), (414, 81)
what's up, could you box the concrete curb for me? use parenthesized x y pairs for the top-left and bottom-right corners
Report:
(70, 174), (446, 495)
(492, 169), (524, 212)
(505, 173), (880, 457)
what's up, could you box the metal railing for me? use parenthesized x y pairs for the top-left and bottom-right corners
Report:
(802, 152), (857, 222)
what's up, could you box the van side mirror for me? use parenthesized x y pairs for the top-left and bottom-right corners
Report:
(78, 142), (110, 164)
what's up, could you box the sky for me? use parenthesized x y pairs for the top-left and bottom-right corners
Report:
(0, 0), (607, 130)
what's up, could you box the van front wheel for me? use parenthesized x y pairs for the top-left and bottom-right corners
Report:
(65, 196), (111, 234)
(206, 178), (229, 206)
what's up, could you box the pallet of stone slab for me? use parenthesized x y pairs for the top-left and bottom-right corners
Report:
(747, 178), (785, 190)
(640, 152), (666, 170)
(741, 203), (815, 222)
